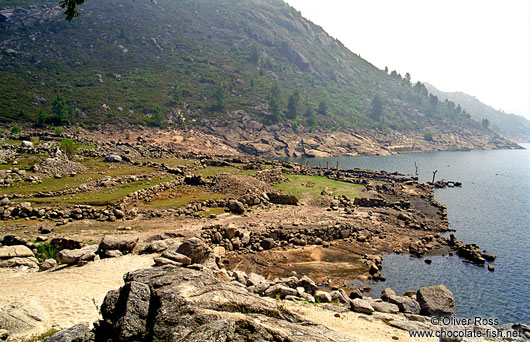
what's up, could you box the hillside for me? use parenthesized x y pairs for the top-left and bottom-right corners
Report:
(0, 0), (498, 138)
(424, 83), (530, 142)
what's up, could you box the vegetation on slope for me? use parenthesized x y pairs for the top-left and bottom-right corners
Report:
(0, 0), (484, 133)
(424, 82), (530, 141)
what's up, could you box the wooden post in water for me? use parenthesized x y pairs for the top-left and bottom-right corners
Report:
(319, 161), (322, 169)
(432, 170), (438, 184)
(414, 162), (419, 176)
(336, 161), (339, 170)
(326, 161), (329, 169)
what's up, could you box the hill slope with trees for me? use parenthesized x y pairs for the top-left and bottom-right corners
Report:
(0, 0), (518, 155)
(424, 83), (530, 141)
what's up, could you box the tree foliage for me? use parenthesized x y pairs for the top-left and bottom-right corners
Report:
(286, 90), (300, 120)
(370, 94), (383, 121)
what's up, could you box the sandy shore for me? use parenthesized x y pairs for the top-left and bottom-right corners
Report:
(0, 254), (154, 339)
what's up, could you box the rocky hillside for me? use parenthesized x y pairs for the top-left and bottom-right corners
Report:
(424, 83), (530, 142)
(0, 0), (500, 140)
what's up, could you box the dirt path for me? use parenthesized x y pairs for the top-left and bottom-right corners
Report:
(0, 254), (154, 339)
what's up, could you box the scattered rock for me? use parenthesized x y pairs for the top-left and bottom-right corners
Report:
(416, 285), (455, 317)
(350, 298), (374, 314)
(175, 237), (211, 264)
(228, 200), (245, 214)
(98, 236), (138, 255)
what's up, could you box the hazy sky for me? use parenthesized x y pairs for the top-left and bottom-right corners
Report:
(284, 0), (530, 120)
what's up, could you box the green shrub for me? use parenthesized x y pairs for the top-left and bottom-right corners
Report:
(60, 138), (78, 159)
(34, 242), (60, 262)
(11, 126), (21, 134)
(55, 127), (64, 135)
(424, 131), (434, 141)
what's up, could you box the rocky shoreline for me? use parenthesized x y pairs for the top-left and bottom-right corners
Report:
(32, 236), (530, 342)
(0, 129), (525, 341)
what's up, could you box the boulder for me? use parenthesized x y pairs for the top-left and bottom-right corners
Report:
(228, 200), (245, 214)
(264, 284), (297, 298)
(98, 236), (138, 254)
(416, 285), (455, 317)
(296, 275), (318, 294)
(21, 141), (33, 148)
(387, 295), (421, 314)
(315, 290), (332, 303)
(57, 245), (98, 265)
(0, 257), (38, 269)
(176, 237), (211, 264)
(0, 245), (34, 259)
(260, 238), (275, 250)
(350, 298), (374, 314)
(43, 324), (93, 342)
(267, 192), (298, 205)
(93, 266), (353, 341)
(381, 287), (396, 301)
(161, 250), (191, 265)
(103, 155), (122, 163)
(371, 301), (399, 314)
(0, 301), (45, 335)
(39, 258), (58, 271)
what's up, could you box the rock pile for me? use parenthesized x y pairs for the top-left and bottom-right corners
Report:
(200, 223), (379, 255)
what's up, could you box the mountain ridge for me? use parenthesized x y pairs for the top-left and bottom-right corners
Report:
(0, 0), (520, 153)
(424, 82), (530, 142)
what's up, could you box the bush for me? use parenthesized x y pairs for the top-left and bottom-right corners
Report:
(11, 126), (21, 134)
(60, 138), (78, 159)
(424, 131), (434, 141)
(55, 127), (64, 135)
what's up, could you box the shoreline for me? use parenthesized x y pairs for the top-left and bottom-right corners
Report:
(0, 129), (526, 340)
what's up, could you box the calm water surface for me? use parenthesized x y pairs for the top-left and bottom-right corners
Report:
(283, 144), (530, 324)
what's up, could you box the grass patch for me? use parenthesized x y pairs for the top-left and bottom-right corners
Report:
(200, 207), (227, 217)
(23, 328), (59, 342)
(34, 242), (60, 262)
(273, 174), (365, 200)
(26, 176), (175, 206)
(144, 187), (228, 208)
(0, 154), (47, 171)
(0, 157), (155, 195)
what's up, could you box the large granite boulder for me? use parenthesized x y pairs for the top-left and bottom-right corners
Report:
(416, 285), (455, 317)
(93, 266), (355, 341)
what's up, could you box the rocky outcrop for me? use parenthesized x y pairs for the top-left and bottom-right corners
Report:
(0, 245), (38, 269)
(42, 324), (93, 342)
(93, 266), (355, 341)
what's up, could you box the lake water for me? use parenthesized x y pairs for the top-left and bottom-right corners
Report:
(282, 144), (530, 324)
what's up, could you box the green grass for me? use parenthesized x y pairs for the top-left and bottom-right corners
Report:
(0, 154), (47, 170)
(34, 241), (60, 262)
(26, 176), (175, 206)
(0, 157), (154, 195)
(144, 187), (228, 208)
(23, 329), (60, 342)
(273, 174), (365, 200)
